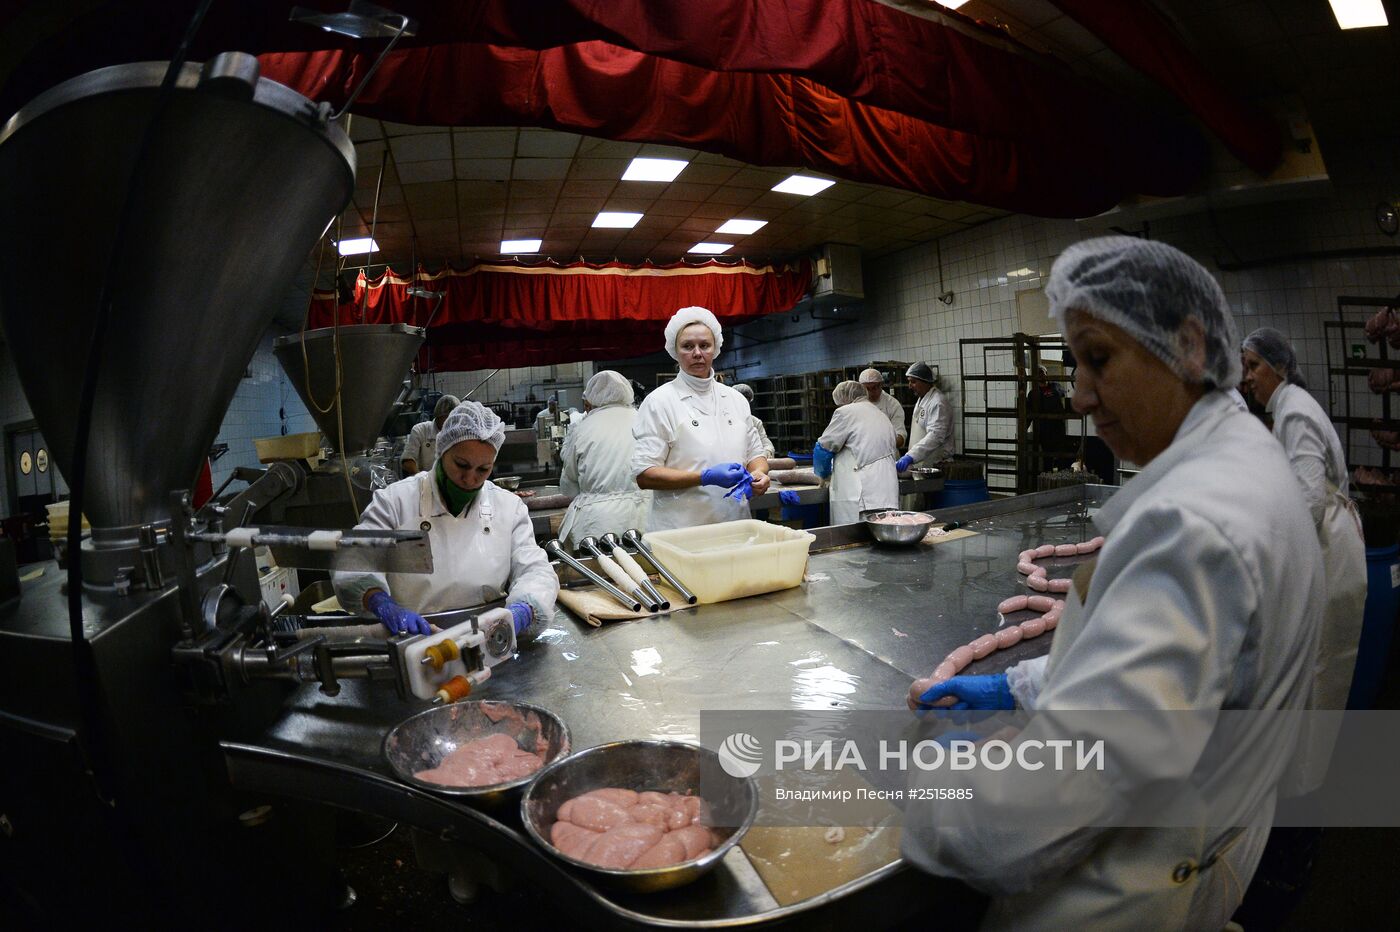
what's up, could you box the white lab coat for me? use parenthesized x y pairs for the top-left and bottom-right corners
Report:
(871, 389), (907, 445)
(558, 404), (652, 548)
(907, 388), (954, 465)
(817, 401), (899, 525)
(332, 471), (559, 622)
(749, 414), (776, 459)
(631, 376), (765, 531)
(1268, 382), (1367, 791)
(905, 391), (1325, 930)
(401, 420), (437, 469)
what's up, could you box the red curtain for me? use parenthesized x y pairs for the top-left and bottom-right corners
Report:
(308, 258), (811, 370)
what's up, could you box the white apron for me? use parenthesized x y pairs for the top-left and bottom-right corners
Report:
(647, 393), (753, 531)
(388, 476), (514, 615)
(559, 490), (652, 549)
(829, 449), (899, 525)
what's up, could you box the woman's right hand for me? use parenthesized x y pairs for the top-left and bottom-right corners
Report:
(699, 462), (747, 488)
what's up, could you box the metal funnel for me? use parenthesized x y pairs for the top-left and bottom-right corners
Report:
(274, 324), (426, 456)
(0, 56), (355, 533)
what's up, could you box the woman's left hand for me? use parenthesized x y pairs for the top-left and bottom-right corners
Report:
(749, 472), (771, 495)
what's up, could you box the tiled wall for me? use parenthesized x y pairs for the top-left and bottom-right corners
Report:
(426, 362), (593, 427)
(210, 332), (320, 490)
(727, 138), (1400, 472)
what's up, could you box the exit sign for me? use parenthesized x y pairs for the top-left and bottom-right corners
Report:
(1352, 344), (1367, 359)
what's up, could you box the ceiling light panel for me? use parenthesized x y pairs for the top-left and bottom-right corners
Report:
(771, 174), (836, 196)
(501, 239), (542, 253)
(716, 218), (768, 235)
(592, 212), (644, 228)
(336, 237), (380, 255)
(1328, 0), (1388, 28)
(688, 242), (732, 254)
(622, 157), (689, 182)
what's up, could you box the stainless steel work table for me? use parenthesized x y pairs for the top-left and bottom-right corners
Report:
(223, 484), (1113, 928)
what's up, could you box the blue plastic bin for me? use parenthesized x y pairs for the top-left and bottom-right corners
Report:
(1348, 543), (1400, 710)
(933, 478), (989, 508)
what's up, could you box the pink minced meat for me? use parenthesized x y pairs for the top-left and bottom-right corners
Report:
(414, 732), (547, 787)
(548, 787), (722, 869)
(870, 512), (934, 525)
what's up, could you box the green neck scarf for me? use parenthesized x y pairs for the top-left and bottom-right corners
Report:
(435, 459), (480, 516)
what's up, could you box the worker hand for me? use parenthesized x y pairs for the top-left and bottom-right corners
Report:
(723, 473), (755, 502)
(749, 472), (770, 495)
(506, 602), (533, 635)
(367, 590), (430, 637)
(700, 462), (747, 488)
(917, 674), (1014, 711)
(812, 443), (835, 479)
(895, 454), (914, 473)
(779, 490), (801, 506)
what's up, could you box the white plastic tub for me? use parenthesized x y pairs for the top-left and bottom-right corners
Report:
(643, 519), (815, 605)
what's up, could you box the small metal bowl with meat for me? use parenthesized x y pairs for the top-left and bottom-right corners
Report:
(384, 700), (570, 807)
(520, 740), (759, 893)
(862, 509), (936, 546)
(492, 475), (522, 491)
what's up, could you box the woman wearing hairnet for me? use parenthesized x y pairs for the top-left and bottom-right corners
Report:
(333, 400), (558, 639)
(731, 384), (777, 458)
(904, 238), (1325, 929)
(557, 371), (652, 548)
(632, 306), (769, 529)
(814, 380), (899, 524)
(401, 393), (460, 476)
(1242, 327), (1366, 788)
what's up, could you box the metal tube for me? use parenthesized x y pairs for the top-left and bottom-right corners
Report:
(544, 540), (641, 612)
(579, 537), (659, 612)
(622, 529), (698, 605)
(601, 533), (669, 610)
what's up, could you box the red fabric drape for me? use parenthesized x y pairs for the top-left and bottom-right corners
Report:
(308, 258), (810, 371)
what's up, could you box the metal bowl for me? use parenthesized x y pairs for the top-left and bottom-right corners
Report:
(861, 509), (935, 546)
(910, 466), (941, 479)
(520, 740), (759, 893)
(493, 475), (522, 491)
(383, 701), (571, 807)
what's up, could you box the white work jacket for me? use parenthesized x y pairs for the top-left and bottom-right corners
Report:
(817, 401), (899, 525)
(1268, 382), (1367, 790)
(871, 390), (907, 445)
(749, 414), (777, 459)
(907, 388), (954, 465)
(558, 404), (651, 548)
(631, 376), (765, 531)
(332, 471), (558, 623)
(905, 391), (1325, 930)
(401, 420), (437, 469)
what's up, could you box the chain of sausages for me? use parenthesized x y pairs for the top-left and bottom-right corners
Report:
(905, 536), (1103, 710)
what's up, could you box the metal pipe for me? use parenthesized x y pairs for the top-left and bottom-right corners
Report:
(579, 536), (659, 612)
(601, 533), (669, 610)
(622, 529), (698, 605)
(543, 540), (641, 612)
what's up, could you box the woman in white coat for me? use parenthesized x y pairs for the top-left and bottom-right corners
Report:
(904, 238), (1325, 929)
(632, 306), (769, 530)
(333, 400), (558, 639)
(1242, 327), (1366, 788)
(732, 383), (776, 458)
(558, 371), (651, 549)
(813, 380), (899, 525)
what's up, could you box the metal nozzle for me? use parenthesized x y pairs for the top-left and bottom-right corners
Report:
(544, 540), (642, 612)
(601, 532), (670, 610)
(621, 529), (697, 605)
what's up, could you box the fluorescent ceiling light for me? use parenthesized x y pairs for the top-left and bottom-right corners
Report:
(335, 237), (380, 255)
(592, 212), (643, 229)
(501, 238), (542, 253)
(688, 242), (732, 255)
(931, 0), (969, 9)
(771, 174), (836, 196)
(1329, 0), (1387, 28)
(1006, 267), (1037, 278)
(716, 218), (768, 235)
(621, 157), (688, 182)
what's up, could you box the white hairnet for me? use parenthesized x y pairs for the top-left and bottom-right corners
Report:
(732, 383), (755, 402)
(1046, 236), (1239, 389)
(436, 400), (506, 455)
(664, 306), (723, 361)
(832, 380), (865, 405)
(583, 370), (634, 408)
(432, 394), (460, 419)
(858, 368), (883, 384)
(1242, 327), (1306, 389)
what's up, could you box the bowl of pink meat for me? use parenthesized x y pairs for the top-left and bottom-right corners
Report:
(861, 509), (936, 546)
(520, 740), (759, 893)
(383, 700), (570, 807)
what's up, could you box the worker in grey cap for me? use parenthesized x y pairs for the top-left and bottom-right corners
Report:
(401, 393), (460, 476)
(732, 384), (776, 458)
(895, 361), (953, 472)
(858, 367), (907, 449)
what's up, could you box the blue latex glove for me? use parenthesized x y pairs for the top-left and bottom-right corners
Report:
(367, 590), (430, 637)
(724, 474), (755, 502)
(779, 490), (801, 506)
(507, 602), (533, 635)
(918, 674), (1015, 711)
(812, 442), (835, 479)
(895, 454), (914, 473)
(700, 462), (747, 488)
